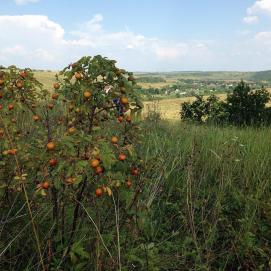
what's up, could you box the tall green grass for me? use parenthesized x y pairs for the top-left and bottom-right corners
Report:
(137, 120), (271, 270)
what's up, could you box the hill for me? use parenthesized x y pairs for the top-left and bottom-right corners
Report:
(136, 70), (271, 82)
(248, 70), (271, 81)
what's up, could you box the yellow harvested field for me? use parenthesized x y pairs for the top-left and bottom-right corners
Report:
(143, 98), (195, 120)
(34, 71), (58, 90)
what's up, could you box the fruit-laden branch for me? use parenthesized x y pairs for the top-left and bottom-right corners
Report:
(61, 106), (97, 265)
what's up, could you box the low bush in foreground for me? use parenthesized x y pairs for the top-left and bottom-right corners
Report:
(0, 56), (145, 271)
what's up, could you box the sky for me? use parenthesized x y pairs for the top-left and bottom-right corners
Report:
(0, 0), (270, 71)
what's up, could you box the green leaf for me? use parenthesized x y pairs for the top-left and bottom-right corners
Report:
(53, 179), (62, 190)
(0, 186), (6, 197)
(92, 126), (101, 131)
(71, 242), (90, 260)
(76, 160), (89, 171)
(99, 141), (116, 169)
(74, 175), (83, 185)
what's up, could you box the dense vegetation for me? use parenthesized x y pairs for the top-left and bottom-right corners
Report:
(181, 81), (271, 125)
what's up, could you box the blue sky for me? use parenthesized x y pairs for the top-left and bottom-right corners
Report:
(0, 0), (271, 71)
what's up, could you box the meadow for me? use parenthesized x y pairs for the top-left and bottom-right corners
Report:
(1, 65), (271, 271)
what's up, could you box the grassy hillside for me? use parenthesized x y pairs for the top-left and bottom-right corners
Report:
(1, 64), (270, 270)
(249, 70), (271, 81)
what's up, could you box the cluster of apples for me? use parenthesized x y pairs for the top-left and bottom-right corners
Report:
(0, 69), (36, 113)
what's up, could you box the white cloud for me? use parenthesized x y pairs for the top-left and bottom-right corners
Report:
(0, 14), (270, 71)
(85, 14), (104, 32)
(32, 48), (55, 62)
(243, 0), (271, 25)
(247, 0), (271, 15)
(243, 15), (259, 24)
(15, 0), (39, 5)
(2, 45), (25, 55)
(0, 15), (64, 68)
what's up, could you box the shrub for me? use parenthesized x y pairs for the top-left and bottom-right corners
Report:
(205, 94), (229, 124)
(181, 95), (207, 123)
(226, 80), (270, 125)
(181, 94), (227, 124)
(0, 55), (145, 270)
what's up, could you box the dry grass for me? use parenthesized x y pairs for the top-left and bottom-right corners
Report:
(34, 71), (57, 90)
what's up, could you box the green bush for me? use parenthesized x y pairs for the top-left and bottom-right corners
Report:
(181, 94), (228, 124)
(181, 81), (271, 126)
(227, 81), (270, 125)
(0, 56), (145, 271)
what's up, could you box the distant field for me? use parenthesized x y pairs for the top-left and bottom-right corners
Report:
(34, 71), (57, 90)
(137, 81), (173, 88)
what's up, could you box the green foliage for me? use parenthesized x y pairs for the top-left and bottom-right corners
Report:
(181, 94), (228, 124)
(181, 94), (207, 122)
(181, 81), (271, 126)
(227, 80), (270, 125)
